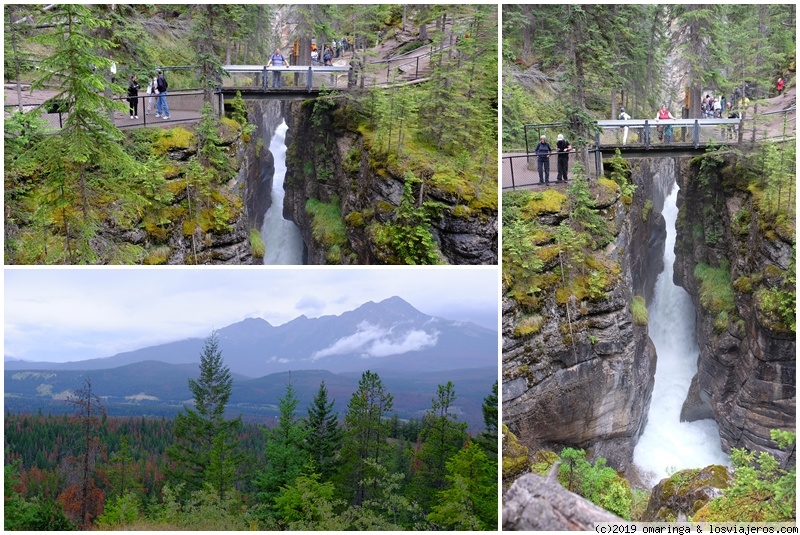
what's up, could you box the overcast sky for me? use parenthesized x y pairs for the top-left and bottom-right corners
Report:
(4, 267), (498, 363)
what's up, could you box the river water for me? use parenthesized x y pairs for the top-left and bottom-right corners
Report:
(632, 182), (729, 486)
(260, 121), (304, 265)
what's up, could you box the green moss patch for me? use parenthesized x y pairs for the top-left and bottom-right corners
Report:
(152, 127), (195, 155)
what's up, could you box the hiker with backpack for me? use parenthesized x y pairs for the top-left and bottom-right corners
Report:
(155, 69), (170, 119)
(268, 48), (289, 88)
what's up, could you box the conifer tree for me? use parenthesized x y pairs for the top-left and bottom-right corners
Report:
(167, 331), (244, 498)
(255, 380), (311, 513)
(409, 381), (468, 511)
(427, 441), (497, 530)
(339, 370), (394, 506)
(475, 381), (498, 458)
(61, 377), (106, 527)
(303, 380), (342, 481)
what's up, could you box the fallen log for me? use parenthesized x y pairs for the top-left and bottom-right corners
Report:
(503, 473), (627, 531)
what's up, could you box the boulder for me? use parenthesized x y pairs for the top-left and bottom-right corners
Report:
(643, 465), (732, 521)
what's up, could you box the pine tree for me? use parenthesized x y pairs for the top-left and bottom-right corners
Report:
(255, 380), (311, 513)
(303, 380), (342, 481)
(339, 370), (394, 506)
(167, 331), (244, 498)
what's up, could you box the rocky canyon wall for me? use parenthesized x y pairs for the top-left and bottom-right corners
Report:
(673, 154), (796, 461)
(281, 98), (497, 265)
(502, 163), (674, 470)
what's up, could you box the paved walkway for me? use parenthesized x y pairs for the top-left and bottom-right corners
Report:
(4, 84), (203, 130)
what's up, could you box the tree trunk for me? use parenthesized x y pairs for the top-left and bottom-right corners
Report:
(521, 5), (532, 56)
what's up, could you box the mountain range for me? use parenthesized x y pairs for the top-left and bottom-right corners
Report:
(4, 297), (498, 430)
(5, 296), (497, 377)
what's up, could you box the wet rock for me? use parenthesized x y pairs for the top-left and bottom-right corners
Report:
(643, 465), (732, 521)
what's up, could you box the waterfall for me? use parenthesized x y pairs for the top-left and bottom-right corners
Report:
(632, 182), (729, 486)
(260, 121), (304, 264)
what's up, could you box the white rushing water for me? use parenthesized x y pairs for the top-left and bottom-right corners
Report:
(632, 182), (729, 486)
(261, 121), (304, 265)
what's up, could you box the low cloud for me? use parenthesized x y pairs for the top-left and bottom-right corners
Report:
(311, 321), (439, 361)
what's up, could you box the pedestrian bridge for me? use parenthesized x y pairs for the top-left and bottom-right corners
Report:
(219, 64), (353, 99)
(504, 117), (742, 190)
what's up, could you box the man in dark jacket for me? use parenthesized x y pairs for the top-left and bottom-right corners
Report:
(555, 134), (572, 182)
(534, 135), (553, 184)
(155, 69), (170, 119)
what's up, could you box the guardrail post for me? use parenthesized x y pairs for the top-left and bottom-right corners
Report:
(348, 66), (354, 88)
(644, 120), (650, 149)
(595, 149), (602, 179)
(693, 119), (700, 148)
(262, 66), (268, 92)
(307, 66), (313, 92)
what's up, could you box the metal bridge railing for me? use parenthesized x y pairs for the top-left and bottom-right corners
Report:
(595, 118), (742, 148)
(221, 64), (352, 91)
(5, 90), (207, 131)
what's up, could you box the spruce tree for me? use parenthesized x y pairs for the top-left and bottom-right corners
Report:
(255, 381), (311, 514)
(167, 331), (244, 498)
(475, 381), (498, 459)
(303, 380), (342, 481)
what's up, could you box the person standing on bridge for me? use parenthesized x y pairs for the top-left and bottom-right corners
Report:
(268, 48), (289, 88)
(534, 135), (553, 184)
(155, 69), (170, 120)
(145, 75), (157, 115)
(556, 134), (572, 183)
(618, 107), (631, 145)
(127, 73), (140, 119)
(655, 103), (675, 143)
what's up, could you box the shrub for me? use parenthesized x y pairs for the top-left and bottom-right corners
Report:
(558, 447), (633, 519)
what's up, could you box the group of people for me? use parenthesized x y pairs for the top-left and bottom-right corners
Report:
(533, 134), (572, 184)
(311, 42), (344, 65)
(701, 94), (725, 119)
(126, 69), (170, 120)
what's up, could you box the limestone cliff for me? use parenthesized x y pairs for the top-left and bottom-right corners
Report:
(673, 151), (796, 460)
(281, 98), (498, 265)
(502, 166), (662, 471)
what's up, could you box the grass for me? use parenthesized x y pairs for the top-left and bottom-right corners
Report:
(249, 228), (265, 259)
(630, 295), (648, 326)
(514, 314), (545, 337)
(305, 196), (347, 249)
(694, 262), (735, 315)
